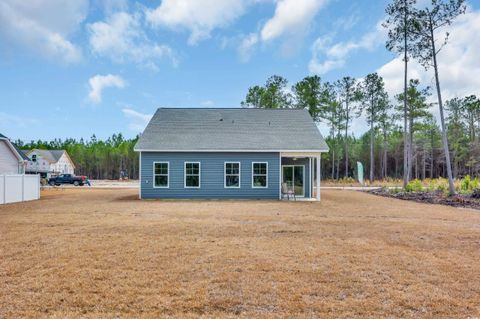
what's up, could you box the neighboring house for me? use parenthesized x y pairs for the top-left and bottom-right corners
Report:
(0, 133), (28, 174)
(24, 149), (75, 176)
(134, 108), (329, 200)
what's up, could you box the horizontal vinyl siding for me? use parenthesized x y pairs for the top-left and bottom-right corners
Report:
(141, 152), (279, 199)
(0, 140), (19, 174)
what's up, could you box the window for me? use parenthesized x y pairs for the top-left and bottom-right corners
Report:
(185, 162), (200, 188)
(32, 154), (37, 162)
(225, 162), (240, 188)
(252, 162), (268, 188)
(153, 162), (169, 188)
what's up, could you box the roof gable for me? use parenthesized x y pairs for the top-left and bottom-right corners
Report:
(135, 108), (328, 152)
(25, 149), (70, 164)
(49, 150), (66, 162)
(0, 133), (28, 161)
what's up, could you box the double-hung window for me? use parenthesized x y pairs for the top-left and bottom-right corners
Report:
(185, 162), (200, 188)
(252, 162), (268, 188)
(225, 162), (240, 188)
(153, 162), (169, 188)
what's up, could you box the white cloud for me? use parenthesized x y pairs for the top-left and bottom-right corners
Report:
(122, 108), (152, 131)
(261, 0), (329, 42)
(87, 11), (177, 69)
(0, 0), (86, 63)
(101, 0), (128, 15)
(219, 32), (259, 62)
(231, 0), (329, 61)
(334, 12), (360, 31)
(378, 8), (480, 101)
(238, 33), (259, 62)
(88, 74), (126, 104)
(146, 0), (248, 45)
(145, 0), (328, 59)
(309, 21), (385, 74)
(0, 112), (38, 128)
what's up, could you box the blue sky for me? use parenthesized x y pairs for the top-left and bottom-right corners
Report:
(1, 0), (479, 141)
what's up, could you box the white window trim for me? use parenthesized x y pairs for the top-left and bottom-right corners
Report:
(184, 161), (201, 188)
(224, 161), (241, 188)
(252, 162), (268, 188)
(153, 161), (169, 188)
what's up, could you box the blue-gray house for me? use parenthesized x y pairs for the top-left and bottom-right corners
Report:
(134, 108), (328, 200)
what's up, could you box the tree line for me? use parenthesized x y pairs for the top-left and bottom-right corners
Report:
(15, 134), (140, 180)
(242, 0), (478, 195)
(11, 0), (477, 193)
(241, 73), (480, 182)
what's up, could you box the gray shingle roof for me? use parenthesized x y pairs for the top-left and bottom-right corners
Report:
(13, 144), (30, 161)
(49, 150), (66, 162)
(135, 108), (329, 152)
(24, 149), (66, 163)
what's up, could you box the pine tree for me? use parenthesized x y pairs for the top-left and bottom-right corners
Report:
(384, 0), (417, 188)
(358, 73), (389, 181)
(409, 0), (466, 195)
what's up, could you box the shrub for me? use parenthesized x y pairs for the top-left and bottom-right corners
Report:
(424, 178), (435, 192)
(405, 179), (423, 192)
(426, 178), (448, 195)
(436, 181), (448, 195)
(460, 175), (471, 192)
(458, 175), (480, 193)
(471, 177), (480, 190)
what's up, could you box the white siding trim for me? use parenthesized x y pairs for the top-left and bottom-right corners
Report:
(281, 152), (324, 158)
(310, 157), (313, 198)
(316, 155), (321, 201)
(139, 152), (142, 199)
(136, 149), (329, 153)
(278, 153), (281, 199)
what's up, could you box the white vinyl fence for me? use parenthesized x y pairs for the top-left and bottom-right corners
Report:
(0, 174), (40, 204)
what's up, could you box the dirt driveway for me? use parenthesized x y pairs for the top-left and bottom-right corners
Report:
(1, 189), (479, 318)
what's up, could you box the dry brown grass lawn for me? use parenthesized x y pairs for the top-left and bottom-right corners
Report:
(1, 189), (479, 318)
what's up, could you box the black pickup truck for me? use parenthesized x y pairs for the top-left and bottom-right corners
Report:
(48, 174), (86, 186)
